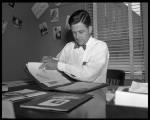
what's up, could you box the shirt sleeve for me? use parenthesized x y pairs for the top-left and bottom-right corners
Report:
(57, 43), (109, 82)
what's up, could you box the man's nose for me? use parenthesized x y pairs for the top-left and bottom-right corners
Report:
(75, 33), (80, 39)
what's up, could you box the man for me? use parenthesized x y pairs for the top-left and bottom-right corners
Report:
(40, 9), (109, 83)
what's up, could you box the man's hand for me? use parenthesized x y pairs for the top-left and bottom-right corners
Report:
(39, 56), (58, 70)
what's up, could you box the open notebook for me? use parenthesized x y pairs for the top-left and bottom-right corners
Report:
(26, 62), (108, 93)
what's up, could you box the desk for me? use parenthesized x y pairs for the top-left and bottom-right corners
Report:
(4, 81), (148, 118)
(7, 81), (107, 118)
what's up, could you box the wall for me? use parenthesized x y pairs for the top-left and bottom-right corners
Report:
(2, 2), (86, 82)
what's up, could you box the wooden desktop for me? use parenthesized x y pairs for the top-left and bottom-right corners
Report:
(7, 81), (107, 118)
(3, 80), (148, 118)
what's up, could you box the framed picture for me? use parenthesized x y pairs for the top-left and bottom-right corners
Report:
(12, 16), (22, 29)
(53, 26), (61, 40)
(39, 22), (48, 36)
(50, 8), (59, 22)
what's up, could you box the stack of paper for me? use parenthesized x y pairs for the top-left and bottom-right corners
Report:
(114, 81), (148, 108)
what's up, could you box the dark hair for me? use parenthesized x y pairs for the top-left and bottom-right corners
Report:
(68, 9), (91, 28)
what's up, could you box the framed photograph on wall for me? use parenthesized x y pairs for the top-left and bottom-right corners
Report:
(50, 8), (59, 22)
(53, 26), (61, 40)
(39, 22), (48, 36)
(12, 16), (23, 29)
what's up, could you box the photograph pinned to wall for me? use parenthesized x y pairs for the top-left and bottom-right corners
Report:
(50, 8), (59, 22)
(65, 15), (70, 30)
(55, 2), (62, 6)
(39, 22), (48, 36)
(8, 2), (15, 8)
(2, 20), (8, 34)
(53, 26), (61, 40)
(12, 16), (23, 29)
(31, 3), (49, 19)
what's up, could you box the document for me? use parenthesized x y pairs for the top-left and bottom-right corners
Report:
(2, 89), (47, 102)
(26, 62), (71, 88)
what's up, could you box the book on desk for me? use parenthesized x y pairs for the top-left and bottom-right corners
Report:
(26, 62), (108, 93)
(20, 91), (93, 112)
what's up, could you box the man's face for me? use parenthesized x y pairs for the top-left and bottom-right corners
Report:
(71, 22), (92, 46)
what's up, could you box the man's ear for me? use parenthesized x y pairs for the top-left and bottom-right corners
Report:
(89, 26), (92, 34)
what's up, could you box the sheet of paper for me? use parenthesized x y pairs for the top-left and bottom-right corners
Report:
(14, 89), (36, 94)
(129, 81), (148, 94)
(26, 62), (71, 87)
(2, 89), (47, 101)
(26, 92), (47, 97)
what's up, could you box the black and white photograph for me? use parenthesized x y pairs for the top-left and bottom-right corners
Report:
(50, 8), (59, 22)
(39, 22), (48, 36)
(12, 16), (23, 29)
(53, 26), (61, 40)
(2, 2), (148, 119)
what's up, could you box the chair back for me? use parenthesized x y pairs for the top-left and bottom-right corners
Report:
(106, 69), (125, 85)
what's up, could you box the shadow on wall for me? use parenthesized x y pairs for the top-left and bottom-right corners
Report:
(64, 29), (74, 43)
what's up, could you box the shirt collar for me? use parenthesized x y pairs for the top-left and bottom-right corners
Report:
(74, 36), (94, 50)
(85, 36), (94, 47)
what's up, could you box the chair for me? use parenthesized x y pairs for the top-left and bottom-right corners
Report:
(106, 69), (125, 86)
(106, 69), (125, 103)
